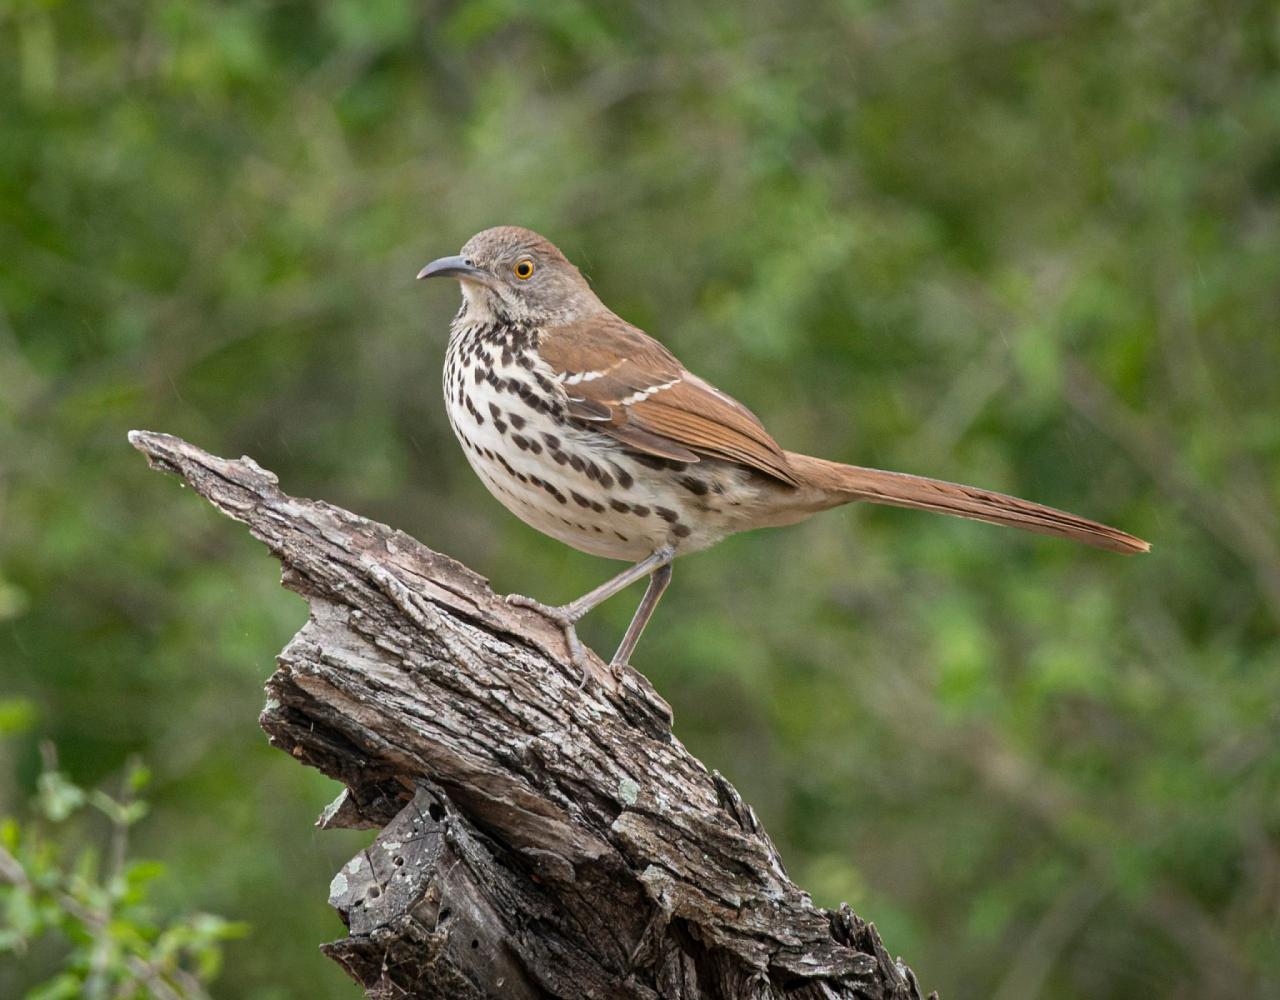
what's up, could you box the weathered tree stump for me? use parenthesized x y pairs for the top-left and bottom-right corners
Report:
(129, 430), (934, 1000)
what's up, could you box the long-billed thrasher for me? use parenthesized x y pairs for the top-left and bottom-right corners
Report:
(419, 226), (1148, 675)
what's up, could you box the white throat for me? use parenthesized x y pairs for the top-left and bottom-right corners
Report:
(459, 281), (501, 322)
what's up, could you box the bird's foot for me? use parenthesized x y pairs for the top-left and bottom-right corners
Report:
(505, 594), (592, 687)
(608, 657), (631, 682)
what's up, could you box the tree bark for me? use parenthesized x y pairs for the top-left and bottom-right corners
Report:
(129, 430), (935, 1000)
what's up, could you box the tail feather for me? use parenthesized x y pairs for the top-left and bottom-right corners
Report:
(785, 452), (1149, 555)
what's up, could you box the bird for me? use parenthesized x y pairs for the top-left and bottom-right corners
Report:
(418, 226), (1148, 677)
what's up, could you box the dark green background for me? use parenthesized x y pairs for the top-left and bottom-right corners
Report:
(3, 1), (1278, 996)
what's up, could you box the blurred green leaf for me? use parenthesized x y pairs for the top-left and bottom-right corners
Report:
(0, 698), (37, 736)
(35, 771), (85, 823)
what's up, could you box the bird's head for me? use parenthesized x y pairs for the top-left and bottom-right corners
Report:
(418, 226), (602, 325)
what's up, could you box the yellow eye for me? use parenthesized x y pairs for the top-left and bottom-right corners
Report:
(513, 258), (535, 280)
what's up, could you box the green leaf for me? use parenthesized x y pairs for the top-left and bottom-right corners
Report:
(126, 763), (151, 794)
(36, 771), (85, 823)
(25, 973), (85, 1000)
(0, 697), (36, 735)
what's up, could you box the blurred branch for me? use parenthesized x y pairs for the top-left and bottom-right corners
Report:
(858, 652), (1255, 998)
(128, 430), (934, 1000)
(991, 878), (1107, 1000)
(1062, 357), (1280, 623)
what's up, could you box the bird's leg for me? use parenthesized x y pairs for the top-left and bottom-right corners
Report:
(506, 547), (673, 623)
(609, 562), (673, 675)
(506, 546), (675, 681)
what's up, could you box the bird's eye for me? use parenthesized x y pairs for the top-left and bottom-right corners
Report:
(513, 258), (535, 280)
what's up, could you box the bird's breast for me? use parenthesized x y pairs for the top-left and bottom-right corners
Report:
(441, 320), (797, 561)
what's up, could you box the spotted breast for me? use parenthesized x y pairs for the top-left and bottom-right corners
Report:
(442, 300), (812, 564)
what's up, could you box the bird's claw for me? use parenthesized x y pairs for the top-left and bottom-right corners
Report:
(504, 593), (593, 688)
(505, 592), (571, 623)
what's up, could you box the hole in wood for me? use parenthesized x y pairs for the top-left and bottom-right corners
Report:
(428, 802), (445, 822)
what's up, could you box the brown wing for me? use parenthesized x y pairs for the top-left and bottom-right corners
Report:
(538, 313), (800, 486)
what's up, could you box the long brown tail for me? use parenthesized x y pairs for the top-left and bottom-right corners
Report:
(785, 452), (1149, 555)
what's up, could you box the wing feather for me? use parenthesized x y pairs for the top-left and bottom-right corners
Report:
(538, 313), (799, 486)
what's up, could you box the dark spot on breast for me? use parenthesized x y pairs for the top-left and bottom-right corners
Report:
(614, 467), (634, 489)
(569, 455), (585, 472)
(494, 419), (508, 434)
(609, 498), (630, 513)
(542, 433), (560, 449)
(678, 476), (709, 496)
(488, 402), (501, 419)
(672, 523), (692, 538)
(614, 531), (629, 541)
(580, 462), (613, 488)
(631, 505), (650, 517)
(535, 478), (566, 504)
(570, 491), (591, 508)
(508, 412), (526, 430)
(551, 450), (569, 465)
(655, 506), (678, 523)
(512, 434), (529, 451)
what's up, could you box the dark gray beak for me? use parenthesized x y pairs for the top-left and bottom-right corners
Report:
(416, 255), (493, 284)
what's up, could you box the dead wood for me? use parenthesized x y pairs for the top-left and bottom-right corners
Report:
(129, 430), (934, 1000)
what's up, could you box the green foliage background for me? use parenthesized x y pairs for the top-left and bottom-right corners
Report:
(3, 1), (1278, 996)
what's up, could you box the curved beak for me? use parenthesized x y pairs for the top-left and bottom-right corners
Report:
(416, 255), (493, 285)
